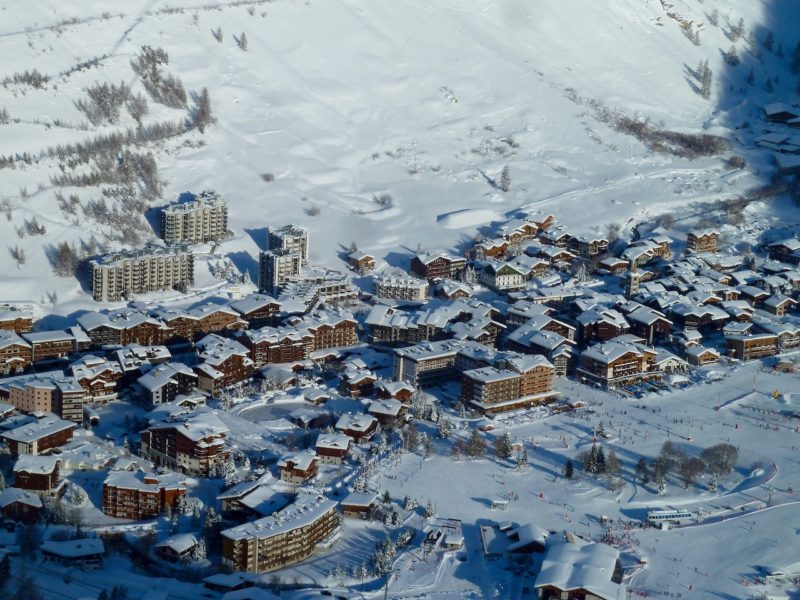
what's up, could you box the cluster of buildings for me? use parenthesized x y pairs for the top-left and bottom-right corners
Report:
(3, 201), (800, 588)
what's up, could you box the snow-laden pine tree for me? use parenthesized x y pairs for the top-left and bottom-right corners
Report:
(192, 538), (207, 561)
(499, 165), (511, 192)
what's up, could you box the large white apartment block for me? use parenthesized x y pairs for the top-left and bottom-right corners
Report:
(91, 246), (194, 302)
(258, 249), (302, 295)
(160, 190), (228, 244)
(268, 224), (309, 265)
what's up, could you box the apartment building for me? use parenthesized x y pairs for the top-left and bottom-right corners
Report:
(221, 496), (339, 573)
(268, 224), (309, 264)
(22, 330), (75, 362)
(13, 455), (62, 496)
(258, 249), (302, 295)
(229, 294), (282, 328)
(140, 412), (229, 476)
(136, 362), (198, 407)
(160, 190), (228, 244)
(577, 341), (660, 388)
(726, 334), (779, 361)
(194, 334), (255, 395)
(91, 246), (194, 302)
(2, 374), (86, 423)
(372, 275), (429, 301)
(410, 253), (467, 281)
(0, 331), (32, 375)
(686, 229), (719, 254)
(461, 355), (557, 414)
(69, 356), (124, 404)
(392, 339), (463, 386)
(0, 305), (33, 334)
(78, 309), (171, 347)
(102, 470), (187, 520)
(0, 416), (77, 456)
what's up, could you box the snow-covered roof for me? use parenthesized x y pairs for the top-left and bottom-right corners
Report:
(229, 293), (281, 316)
(13, 454), (59, 474)
(340, 491), (378, 508)
(582, 341), (642, 364)
(138, 362), (197, 392)
(507, 522), (549, 552)
(0, 331), (29, 350)
(315, 433), (351, 451)
(104, 470), (187, 492)
(534, 539), (622, 600)
(278, 449), (317, 471)
(221, 495), (336, 542)
(147, 410), (228, 442)
(0, 487), (42, 509)
(40, 538), (104, 558)
(22, 329), (73, 343)
(336, 412), (377, 433)
(155, 533), (198, 554)
(1, 415), (76, 444)
(368, 398), (404, 417)
(685, 345), (720, 358)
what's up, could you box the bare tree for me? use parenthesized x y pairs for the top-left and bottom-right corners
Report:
(701, 443), (738, 475)
(679, 457), (706, 489)
(605, 222), (622, 242)
(237, 32), (248, 51)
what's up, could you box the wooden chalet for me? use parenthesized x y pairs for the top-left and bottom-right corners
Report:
(0, 488), (42, 524)
(315, 433), (351, 465)
(0, 331), (32, 375)
(686, 229), (719, 254)
(229, 294), (282, 329)
(410, 253), (467, 281)
(13, 455), (62, 496)
(335, 413), (378, 443)
(347, 249), (377, 272)
(727, 334), (778, 361)
(21, 330), (74, 362)
(0, 306), (33, 334)
(278, 450), (318, 484)
(340, 492), (377, 519)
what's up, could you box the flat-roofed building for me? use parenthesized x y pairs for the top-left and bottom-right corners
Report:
(268, 224), (309, 264)
(258, 249), (302, 295)
(1, 415), (77, 455)
(160, 190), (228, 244)
(91, 245), (194, 302)
(221, 495), (339, 573)
(372, 275), (429, 301)
(392, 339), (464, 386)
(727, 334), (779, 361)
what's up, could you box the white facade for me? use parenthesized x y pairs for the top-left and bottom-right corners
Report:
(160, 190), (228, 244)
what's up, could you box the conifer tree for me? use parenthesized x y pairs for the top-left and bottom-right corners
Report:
(499, 165), (511, 192)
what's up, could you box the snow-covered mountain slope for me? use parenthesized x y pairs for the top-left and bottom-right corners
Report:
(0, 0), (798, 311)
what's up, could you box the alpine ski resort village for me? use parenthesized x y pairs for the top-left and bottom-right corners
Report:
(1, 1), (800, 599)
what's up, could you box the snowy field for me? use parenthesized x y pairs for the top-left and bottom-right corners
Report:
(370, 360), (800, 599)
(0, 0), (798, 315)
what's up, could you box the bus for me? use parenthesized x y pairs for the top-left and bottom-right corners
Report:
(646, 509), (693, 525)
